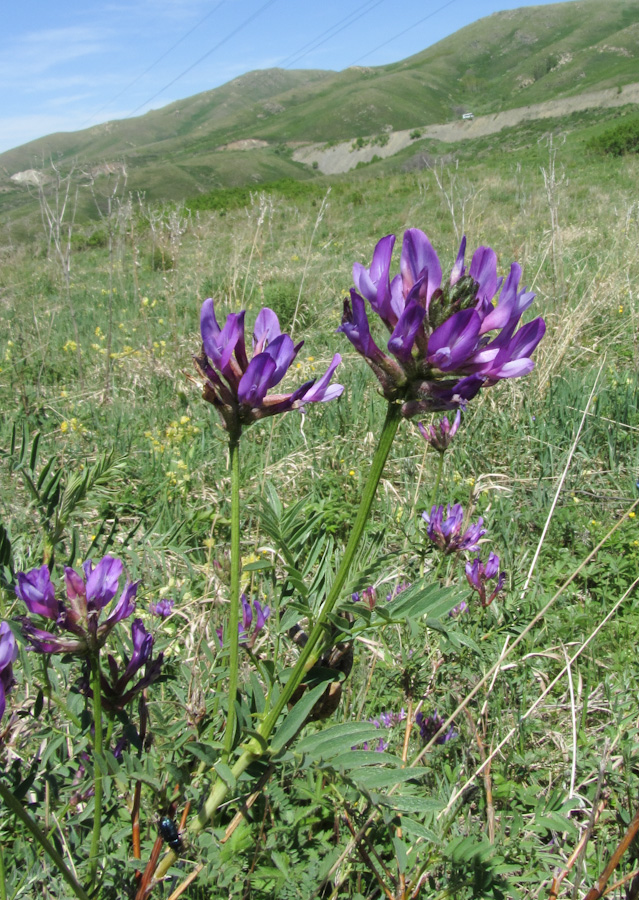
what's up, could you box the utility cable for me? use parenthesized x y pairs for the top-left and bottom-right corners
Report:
(351, 0), (460, 64)
(126, 0), (279, 118)
(280, 0), (387, 69)
(83, 1), (226, 126)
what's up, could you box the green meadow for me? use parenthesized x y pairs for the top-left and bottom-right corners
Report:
(1, 103), (639, 898)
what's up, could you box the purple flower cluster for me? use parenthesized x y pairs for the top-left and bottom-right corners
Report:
(0, 622), (17, 724)
(100, 619), (163, 710)
(351, 738), (388, 753)
(417, 410), (461, 453)
(16, 557), (138, 655)
(194, 300), (343, 435)
(386, 582), (411, 602)
(217, 594), (270, 651)
(351, 586), (377, 608)
(352, 583), (411, 608)
(466, 553), (506, 607)
(150, 598), (174, 618)
(356, 737), (389, 753)
(415, 710), (456, 745)
(422, 504), (486, 554)
(370, 708), (407, 729)
(340, 230), (545, 416)
(448, 599), (469, 618)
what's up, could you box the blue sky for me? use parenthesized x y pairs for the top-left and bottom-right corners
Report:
(1, 0), (574, 154)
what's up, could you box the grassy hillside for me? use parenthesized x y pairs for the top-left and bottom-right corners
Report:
(0, 0), (638, 223)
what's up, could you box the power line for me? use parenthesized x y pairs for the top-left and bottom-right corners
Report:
(83, 1), (226, 126)
(350, 0), (461, 64)
(126, 0), (280, 118)
(279, 0), (387, 69)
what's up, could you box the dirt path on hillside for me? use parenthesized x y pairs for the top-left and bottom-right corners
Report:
(291, 82), (639, 175)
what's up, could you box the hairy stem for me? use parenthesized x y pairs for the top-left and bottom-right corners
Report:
(430, 451), (445, 508)
(256, 400), (402, 744)
(88, 652), (104, 885)
(155, 403), (402, 882)
(222, 435), (242, 762)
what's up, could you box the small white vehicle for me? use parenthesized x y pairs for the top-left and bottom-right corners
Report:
(462, 113), (474, 120)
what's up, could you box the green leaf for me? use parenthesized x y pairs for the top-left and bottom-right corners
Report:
(214, 762), (236, 790)
(0, 521), (13, 570)
(369, 792), (443, 815)
(392, 835), (408, 874)
(243, 560), (273, 572)
(249, 672), (266, 714)
(445, 629), (482, 653)
(379, 580), (465, 623)
(328, 750), (405, 769)
(29, 431), (40, 473)
(36, 455), (57, 491)
(183, 742), (222, 766)
(398, 818), (439, 842)
(349, 767), (423, 790)
(270, 681), (332, 754)
(297, 722), (382, 761)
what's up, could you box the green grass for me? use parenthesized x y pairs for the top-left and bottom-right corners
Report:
(1, 108), (639, 898)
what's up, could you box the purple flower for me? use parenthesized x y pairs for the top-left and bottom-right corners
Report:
(465, 552), (506, 607)
(100, 619), (164, 710)
(417, 409), (461, 453)
(194, 299), (343, 435)
(385, 582), (411, 602)
(0, 622), (18, 724)
(422, 504), (486, 554)
(448, 599), (469, 618)
(370, 708), (407, 729)
(415, 710), (455, 745)
(218, 594), (270, 651)
(15, 565), (58, 619)
(18, 556), (138, 656)
(340, 230), (545, 416)
(150, 598), (174, 618)
(352, 737), (389, 752)
(351, 586), (377, 608)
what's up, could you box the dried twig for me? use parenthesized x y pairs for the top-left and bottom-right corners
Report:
(547, 792), (607, 900)
(581, 806), (639, 900)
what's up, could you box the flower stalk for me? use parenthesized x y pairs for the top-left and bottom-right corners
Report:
(222, 434), (242, 761)
(430, 451), (445, 509)
(155, 402), (402, 880)
(257, 400), (402, 741)
(88, 651), (104, 885)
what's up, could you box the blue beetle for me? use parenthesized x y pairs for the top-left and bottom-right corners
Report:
(158, 815), (183, 853)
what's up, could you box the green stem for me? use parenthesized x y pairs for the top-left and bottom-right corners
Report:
(0, 841), (5, 900)
(88, 652), (104, 885)
(155, 403), (402, 881)
(0, 779), (90, 900)
(257, 401), (402, 744)
(420, 451), (445, 577)
(430, 450), (445, 508)
(155, 747), (258, 880)
(223, 434), (242, 762)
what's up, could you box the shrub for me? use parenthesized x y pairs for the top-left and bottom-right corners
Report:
(587, 117), (639, 156)
(71, 229), (108, 251)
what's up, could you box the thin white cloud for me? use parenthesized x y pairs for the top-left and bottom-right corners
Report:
(103, 0), (211, 24)
(0, 26), (111, 86)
